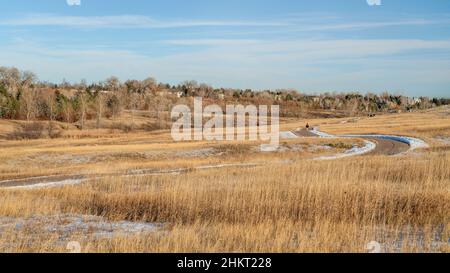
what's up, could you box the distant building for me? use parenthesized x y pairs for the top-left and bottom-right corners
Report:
(157, 91), (170, 97)
(407, 97), (422, 105)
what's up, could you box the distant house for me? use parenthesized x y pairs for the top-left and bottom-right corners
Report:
(407, 97), (422, 105)
(175, 91), (184, 98)
(218, 93), (225, 100)
(157, 91), (170, 97)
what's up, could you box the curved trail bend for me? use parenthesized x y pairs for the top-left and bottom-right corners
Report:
(0, 130), (428, 189)
(292, 129), (428, 157)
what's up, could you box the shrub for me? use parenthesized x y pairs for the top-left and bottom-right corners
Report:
(8, 122), (45, 140)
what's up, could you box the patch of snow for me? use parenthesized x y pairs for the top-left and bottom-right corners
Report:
(310, 128), (336, 138)
(0, 174), (69, 184)
(4, 178), (85, 190)
(288, 144), (303, 151)
(435, 136), (450, 145)
(2, 163), (262, 190)
(127, 163), (260, 177)
(257, 143), (303, 153)
(0, 214), (161, 240)
(308, 145), (332, 152)
(260, 144), (280, 152)
(175, 148), (217, 158)
(126, 168), (185, 176)
(195, 163), (259, 170)
(371, 224), (448, 253)
(280, 131), (298, 139)
(315, 140), (376, 160)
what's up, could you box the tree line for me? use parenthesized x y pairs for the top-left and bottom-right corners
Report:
(1, 66), (449, 129)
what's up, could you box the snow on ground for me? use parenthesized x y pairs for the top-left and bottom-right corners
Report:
(1, 163), (261, 190)
(0, 174), (75, 184)
(314, 140), (376, 160)
(371, 224), (448, 253)
(127, 163), (260, 177)
(280, 131), (299, 139)
(175, 147), (217, 158)
(0, 214), (161, 240)
(435, 136), (450, 145)
(308, 145), (332, 152)
(4, 178), (85, 190)
(310, 128), (336, 138)
(195, 163), (260, 170)
(259, 144), (280, 152)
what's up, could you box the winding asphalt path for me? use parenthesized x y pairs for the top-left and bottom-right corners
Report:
(294, 129), (424, 156)
(0, 130), (427, 189)
(366, 137), (410, 155)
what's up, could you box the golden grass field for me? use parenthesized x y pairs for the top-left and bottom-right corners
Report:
(0, 107), (449, 253)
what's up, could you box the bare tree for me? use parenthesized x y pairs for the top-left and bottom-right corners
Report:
(141, 77), (157, 94)
(105, 76), (120, 92)
(182, 80), (198, 96)
(45, 92), (57, 137)
(21, 71), (36, 87)
(78, 92), (87, 130)
(0, 67), (21, 95)
(106, 93), (121, 122)
(129, 92), (140, 129)
(62, 97), (72, 129)
(95, 93), (105, 129)
(21, 86), (37, 122)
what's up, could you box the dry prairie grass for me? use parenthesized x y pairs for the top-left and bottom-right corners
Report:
(0, 108), (449, 253)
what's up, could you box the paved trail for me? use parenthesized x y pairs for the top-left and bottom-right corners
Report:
(0, 129), (427, 189)
(367, 138), (410, 155)
(293, 129), (426, 156)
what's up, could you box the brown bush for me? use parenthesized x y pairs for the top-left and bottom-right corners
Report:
(8, 122), (45, 140)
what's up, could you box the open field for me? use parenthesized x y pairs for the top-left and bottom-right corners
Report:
(0, 107), (449, 253)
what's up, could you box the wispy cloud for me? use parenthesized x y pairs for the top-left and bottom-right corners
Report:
(163, 38), (450, 58)
(296, 19), (437, 31)
(0, 14), (289, 29)
(2, 38), (449, 91)
(1, 10), (449, 96)
(0, 13), (444, 30)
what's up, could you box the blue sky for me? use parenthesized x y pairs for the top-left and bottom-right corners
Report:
(0, 0), (449, 97)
